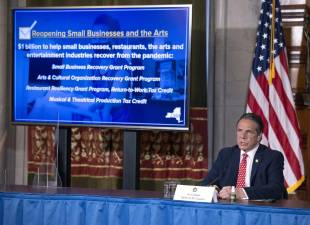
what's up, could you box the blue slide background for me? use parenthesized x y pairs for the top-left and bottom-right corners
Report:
(12, 6), (191, 129)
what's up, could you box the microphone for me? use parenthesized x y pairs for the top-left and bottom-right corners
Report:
(207, 176), (220, 186)
(207, 164), (228, 186)
(264, 199), (276, 203)
(206, 176), (220, 192)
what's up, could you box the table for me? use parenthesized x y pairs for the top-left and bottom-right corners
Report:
(0, 185), (309, 225)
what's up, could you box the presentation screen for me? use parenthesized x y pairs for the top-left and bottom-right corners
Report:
(12, 5), (192, 130)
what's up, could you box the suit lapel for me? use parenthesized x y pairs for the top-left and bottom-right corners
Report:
(231, 147), (241, 185)
(250, 145), (264, 184)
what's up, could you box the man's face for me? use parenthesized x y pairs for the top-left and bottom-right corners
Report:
(236, 118), (262, 152)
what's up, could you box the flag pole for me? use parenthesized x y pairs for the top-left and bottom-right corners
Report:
(269, 0), (276, 84)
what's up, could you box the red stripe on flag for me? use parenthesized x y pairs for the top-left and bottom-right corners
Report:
(273, 66), (301, 138)
(268, 106), (302, 179)
(247, 90), (269, 138)
(256, 72), (269, 100)
(279, 49), (289, 72)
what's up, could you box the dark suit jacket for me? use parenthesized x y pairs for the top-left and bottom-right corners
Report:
(202, 144), (287, 200)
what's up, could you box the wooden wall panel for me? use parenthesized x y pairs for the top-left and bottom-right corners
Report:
(283, 3), (310, 200)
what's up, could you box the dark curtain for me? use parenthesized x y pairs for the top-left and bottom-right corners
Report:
(28, 108), (208, 190)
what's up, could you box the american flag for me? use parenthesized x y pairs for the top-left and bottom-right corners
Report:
(246, 0), (304, 192)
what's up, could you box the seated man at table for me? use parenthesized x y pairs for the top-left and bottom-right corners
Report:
(202, 113), (287, 200)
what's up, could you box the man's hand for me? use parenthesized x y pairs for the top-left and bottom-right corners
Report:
(236, 188), (247, 199)
(219, 186), (247, 200)
(219, 186), (232, 199)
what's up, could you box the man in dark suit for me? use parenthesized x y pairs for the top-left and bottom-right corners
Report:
(203, 113), (287, 200)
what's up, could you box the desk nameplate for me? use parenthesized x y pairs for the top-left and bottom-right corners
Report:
(173, 185), (218, 203)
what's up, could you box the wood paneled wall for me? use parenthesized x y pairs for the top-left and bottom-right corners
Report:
(282, 1), (310, 200)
